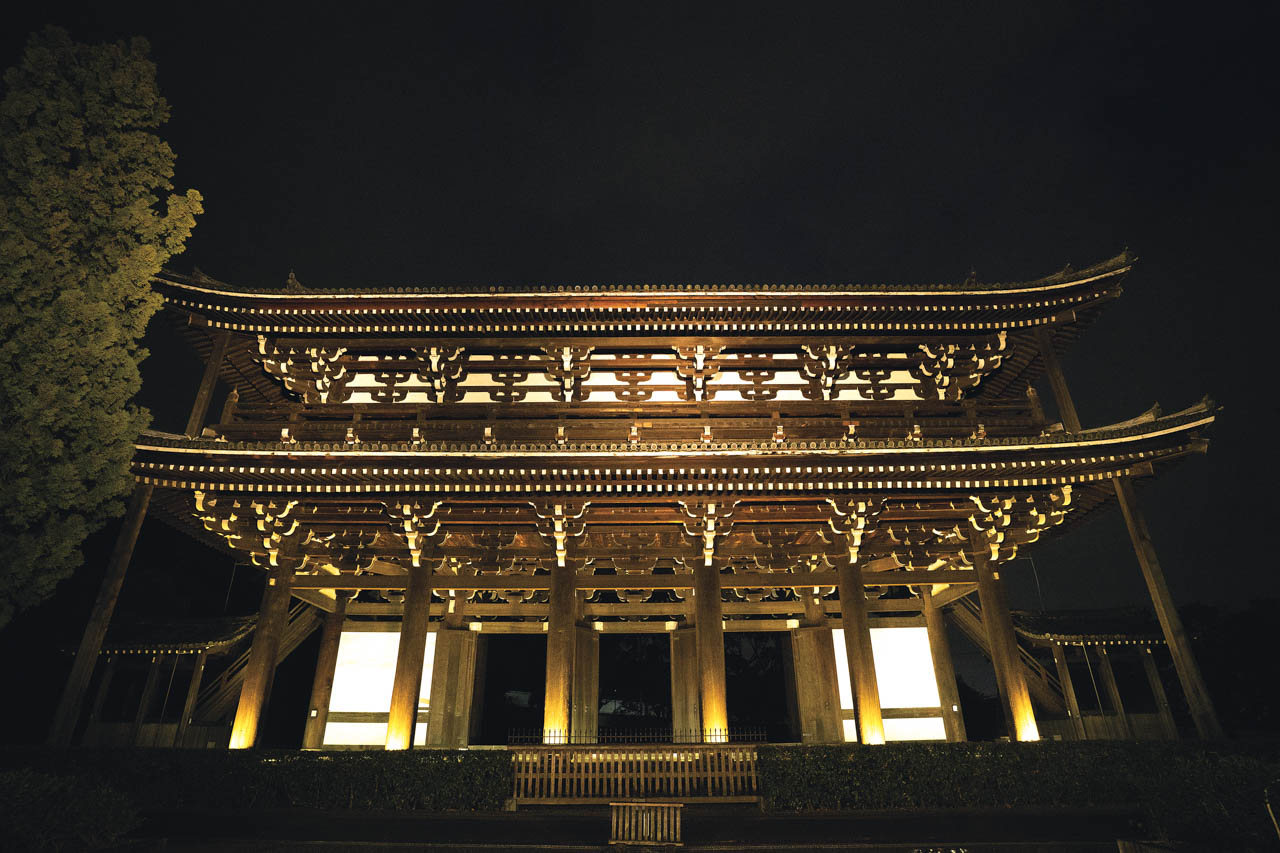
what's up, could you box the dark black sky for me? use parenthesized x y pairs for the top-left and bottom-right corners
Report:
(5, 3), (1277, 622)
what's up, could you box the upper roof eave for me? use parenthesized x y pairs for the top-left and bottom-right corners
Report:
(133, 396), (1213, 464)
(155, 252), (1134, 303)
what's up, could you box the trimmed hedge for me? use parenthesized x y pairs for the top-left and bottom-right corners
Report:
(0, 748), (512, 812)
(0, 768), (139, 851)
(758, 741), (1280, 850)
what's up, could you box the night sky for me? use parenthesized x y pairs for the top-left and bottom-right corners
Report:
(2, 3), (1277, 739)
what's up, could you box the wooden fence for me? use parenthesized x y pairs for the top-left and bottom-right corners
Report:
(610, 801), (683, 846)
(512, 744), (758, 804)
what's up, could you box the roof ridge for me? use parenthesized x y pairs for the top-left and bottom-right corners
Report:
(157, 251), (1135, 297)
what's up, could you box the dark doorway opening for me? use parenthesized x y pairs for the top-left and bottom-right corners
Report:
(473, 635), (546, 744)
(598, 634), (672, 739)
(726, 632), (797, 742)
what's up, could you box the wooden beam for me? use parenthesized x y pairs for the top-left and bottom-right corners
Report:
(930, 584), (978, 608)
(228, 561), (293, 749)
(1034, 326), (1081, 433)
(921, 587), (966, 742)
(302, 593), (349, 749)
(837, 557), (884, 745)
(971, 532), (1039, 742)
(1094, 645), (1132, 739)
(693, 559), (729, 742)
(185, 329), (231, 437)
(343, 596), (926, 617)
(130, 655), (164, 746)
(49, 483), (154, 746)
(669, 628), (701, 742)
(572, 625), (599, 743)
(1113, 477), (1223, 739)
(385, 564), (433, 750)
(542, 558), (577, 743)
(174, 650), (207, 748)
(1140, 645), (1178, 740)
(1050, 644), (1087, 740)
(287, 569), (975, 591)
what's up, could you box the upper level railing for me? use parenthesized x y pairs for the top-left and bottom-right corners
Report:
(507, 726), (768, 746)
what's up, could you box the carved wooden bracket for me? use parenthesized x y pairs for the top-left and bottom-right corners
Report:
(542, 346), (594, 402)
(678, 499), (739, 567)
(967, 486), (1072, 561)
(912, 332), (1007, 401)
(673, 345), (723, 402)
(530, 500), (591, 568)
(256, 336), (352, 403)
(823, 498), (885, 564)
(800, 344), (856, 401)
(413, 346), (467, 403)
(194, 491), (307, 567)
(385, 500), (445, 568)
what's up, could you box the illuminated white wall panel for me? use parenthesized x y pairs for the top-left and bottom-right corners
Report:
(831, 626), (947, 743)
(869, 627), (940, 709)
(322, 629), (435, 747)
(323, 721), (428, 746)
(883, 717), (947, 741)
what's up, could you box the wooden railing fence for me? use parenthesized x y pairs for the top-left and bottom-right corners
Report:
(512, 744), (758, 803)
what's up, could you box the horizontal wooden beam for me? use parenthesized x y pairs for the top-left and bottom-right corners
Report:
(288, 569), (974, 591)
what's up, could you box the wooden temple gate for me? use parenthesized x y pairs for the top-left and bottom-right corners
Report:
(50, 252), (1225, 758)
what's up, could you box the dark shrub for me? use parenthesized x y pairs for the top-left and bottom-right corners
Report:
(0, 768), (139, 851)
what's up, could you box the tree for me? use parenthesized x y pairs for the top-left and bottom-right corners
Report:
(0, 27), (201, 628)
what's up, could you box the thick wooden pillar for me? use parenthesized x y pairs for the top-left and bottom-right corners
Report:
(921, 587), (967, 742)
(86, 655), (117, 729)
(1113, 477), (1223, 739)
(49, 483), (154, 746)
(836, 557), (884, 745)
(427, 591), (480, 747)
(1051, 644), (1087, 740)
(302, 593), (349, 749)
(229, 561), (294, 749)
(572, 625), (599, 743)
(185, 329), (231, 437)
(543, 558), (577, 743)
(427, 626), (480, 746)
(1094, 646), (1132, 739)
(692, 560), (728, 742)
(790, 588), (841, 743)
(1094, 645), (1132, 739)
(386, 564), (433, 750)
(670, 627), (701, 742)
(130, 655), (164, 746)
(971, 538), (1039, 741)
(175, 650), (207, 747)
(790, 626), (844, 743)
(1141, 646), (1178, 739)
(1034, 325), (1082, 433)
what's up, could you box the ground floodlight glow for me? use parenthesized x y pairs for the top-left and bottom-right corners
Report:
(323, 629), (435, 746)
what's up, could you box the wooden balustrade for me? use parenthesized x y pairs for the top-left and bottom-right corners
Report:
(512, 744), (758, 804)
(610, 801), (683, 846)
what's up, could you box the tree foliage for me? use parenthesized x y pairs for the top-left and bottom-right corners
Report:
(0, 28), (201, 627)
